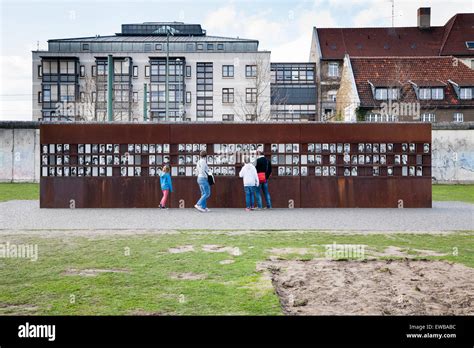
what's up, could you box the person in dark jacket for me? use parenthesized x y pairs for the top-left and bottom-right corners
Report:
(254, 150), (272, 209)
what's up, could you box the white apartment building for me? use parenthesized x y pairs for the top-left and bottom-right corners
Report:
(32, 22), (271, 122)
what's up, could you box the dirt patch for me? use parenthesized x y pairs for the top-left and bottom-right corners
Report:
(219, 259), (235, 265)
(259, 259), (474, 315)
(127, 309), (176, 316)
(168, 245), (195, 253)
(170, 272), (207, 280)
(269, 247), (317, 255)
(202, 244), (242, 256)
(368, 246), (448, 258)
(0, 303), (39, 315)
(62, 268), (130, 277)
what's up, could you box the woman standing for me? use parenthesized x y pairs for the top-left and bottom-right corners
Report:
(195, 150), (211, 212)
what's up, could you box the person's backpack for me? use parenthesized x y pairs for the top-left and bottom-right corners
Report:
(258, 158), (269, 184)
(208, 173), (215, 186)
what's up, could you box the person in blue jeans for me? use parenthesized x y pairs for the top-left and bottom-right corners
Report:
(239, 156), (259, 211)
(254, 151), (273, 209)
(195, 150), (211, 212)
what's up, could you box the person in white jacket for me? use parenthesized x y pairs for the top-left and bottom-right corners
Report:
(239, 156), (259, 211)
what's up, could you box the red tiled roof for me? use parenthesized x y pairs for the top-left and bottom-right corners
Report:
(316, 13), (474, 59)
(350, 56), (474, 107)
(439, 14), (474, 56)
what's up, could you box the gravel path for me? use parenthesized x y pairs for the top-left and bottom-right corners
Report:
(0, 200), (472, 232)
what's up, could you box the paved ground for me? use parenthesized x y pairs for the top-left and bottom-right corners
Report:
(0, 200), (472, 232)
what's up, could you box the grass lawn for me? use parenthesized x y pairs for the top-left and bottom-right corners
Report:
(0, 183), (39, 202)
(0, 231), (472, 315)
(432, 184), (474, 204)
(0, 183), (473, 203)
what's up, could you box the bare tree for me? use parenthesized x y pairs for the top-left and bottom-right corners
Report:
(233, 54), (272, 121)
(76, 74), (98, 121)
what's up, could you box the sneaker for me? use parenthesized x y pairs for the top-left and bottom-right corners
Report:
(194, 204), (205, 212)
(204, 208), (210, 212)
(245, 208), (251, 212)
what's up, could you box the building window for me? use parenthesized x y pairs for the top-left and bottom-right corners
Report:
(421, 113), (436, 122)
(196, 62), (213, 120)
(388, 88), (399, 100)
(419, 87), (443, 100)
(38, 91), (42, 103)
(418, 88), (431, 100)
(453, 113), (464, 122)
(133, 91), (138, 103)
(155, 44), (162, 51)
(132, 66), (138, 78)
(82, 43), (89, 51)
(197, 44), (203, 51)
(222, 88), (234, 103)
(328, 62), (339, 77)
(246, 65), (257, 78)
(246, 114), (257, 121)
(37, 65), (42, 77)
(91, 65), (97, 77)
(186, 91), (191, 104)
(92, 92), (96, 103)
(460, 88), (473, 100)
(42, 84), (58, 102)
(431, 88), (443, 100)
(60, 84), (76, 102)
(145, 66), (150, 77)
(207, 43), (214, 50)
(222, 114), (234, 121)
(60, 60), (75, 74)
(366, 113), (380, 122)
(327, 91), (337, 102)
(246, 88), (257, 103)
(79, 65), (85, 77)
(144, 44), (152, 52)
(217, 43), (224, 50)
(186, 65), (191, 78)
(222, 65), (234, 78)
(375, 88), (388, 100)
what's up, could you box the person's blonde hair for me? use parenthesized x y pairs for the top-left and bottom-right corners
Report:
(163, 165), (170, 173)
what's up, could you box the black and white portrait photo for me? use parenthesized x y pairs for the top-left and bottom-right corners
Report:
(315, 166), (322, 176)
(423, 143), (430, 153)
(394, 155), (401, 165)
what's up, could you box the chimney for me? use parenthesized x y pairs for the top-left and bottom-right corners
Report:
(417, 7), (431, 29)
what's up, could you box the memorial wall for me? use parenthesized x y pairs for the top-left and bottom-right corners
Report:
(39, 123), (432, 208)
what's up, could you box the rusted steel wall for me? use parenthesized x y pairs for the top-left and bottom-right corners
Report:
(40, 123), (432, 208)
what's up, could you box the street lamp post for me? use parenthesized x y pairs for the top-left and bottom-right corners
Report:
(165, 30), (169, 122)
(176, 58), (181, 122)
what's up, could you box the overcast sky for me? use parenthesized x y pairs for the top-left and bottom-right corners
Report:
(0, 0), (472, 120)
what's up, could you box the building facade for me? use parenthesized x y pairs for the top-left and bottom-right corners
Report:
(310, 8), (474, 121)
(270, 63), (317, 121)
(32, 22), (273, 122)
(336, 56), (474, 123)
